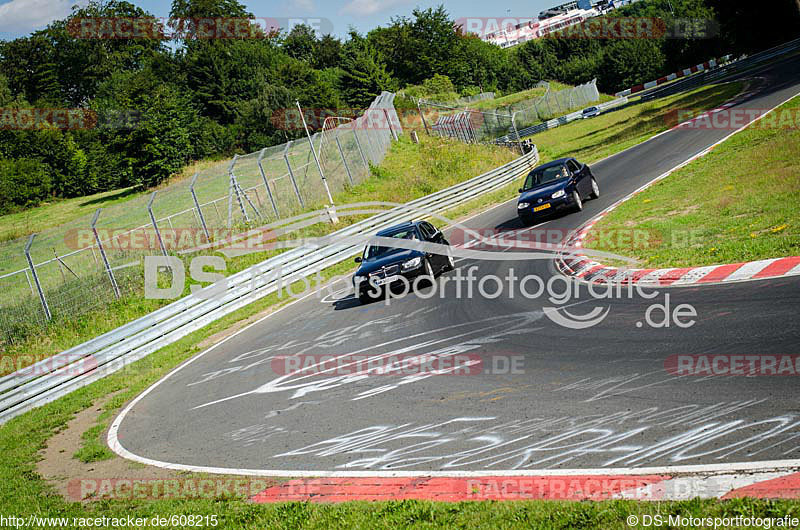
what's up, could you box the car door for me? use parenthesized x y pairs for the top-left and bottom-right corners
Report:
(420, 222), (446, 269)
(568, 159), (588, 196)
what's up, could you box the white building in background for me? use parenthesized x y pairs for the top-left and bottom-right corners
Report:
(479, 0), (622, 49)
(483, 8), (598, 48)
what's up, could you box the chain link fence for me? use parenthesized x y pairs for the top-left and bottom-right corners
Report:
(0, 92), (401, 346)
(421, 81), (599, 144)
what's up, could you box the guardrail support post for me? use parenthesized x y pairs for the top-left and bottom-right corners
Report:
(257, 148), (280, 219)
(25, 234), (52, 320)
(92, 209), (121, 299)
(283, 142), (305, 209)
(335, 136), (355, 186)
(189, 173), (211, 243)
(147, 192), (168, 257)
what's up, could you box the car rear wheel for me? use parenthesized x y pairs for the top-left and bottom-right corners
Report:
(572, 190), (583, 212)
(589, 177), (600, 199)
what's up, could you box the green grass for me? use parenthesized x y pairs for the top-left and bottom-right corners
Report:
(534, 81), (745, 164)
(0, 134), (514, 356)
(470, 85), (555, 110)
(585, 94), (800, 268)
(0, 159), (223, 245)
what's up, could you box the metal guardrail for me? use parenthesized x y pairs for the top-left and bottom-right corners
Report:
(0, 148), (539, 424)
(495, 36), (800, 145)
(641, 37), (800, 102)
(496, 97), (629, 143)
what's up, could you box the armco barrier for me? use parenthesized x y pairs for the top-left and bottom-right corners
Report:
(614, 56), (731, 98)
(496, 96), (628, 143)
(0, 149), (539, 424)
(641, 37), (800, 102)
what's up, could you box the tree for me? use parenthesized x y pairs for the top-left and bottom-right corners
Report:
(0, 158), (52, 213)
(599, 39), (666, 93)
(0, 75), (13, 107)
(706, 0), (800, 54)
(339, 34), (396, 108)
(368, 6), (460, 87)
(314, 35), (343, 70)
(283, 24), (317, 63)
(0, 34), (61, 105)
(169, 0), (249, 19)
(129, 84), (195, 188)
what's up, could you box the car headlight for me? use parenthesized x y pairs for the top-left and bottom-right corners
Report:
(401, 257), (422, 271)
(551, 190), (566, 199)
(517, 202), (530, 209)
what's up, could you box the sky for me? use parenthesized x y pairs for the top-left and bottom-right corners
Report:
(0, 0), (558, 40)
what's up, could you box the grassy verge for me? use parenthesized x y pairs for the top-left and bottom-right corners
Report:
(0, 159), (224, 244)
(585, 94), (800, 268)
(534, 81), (744, 163)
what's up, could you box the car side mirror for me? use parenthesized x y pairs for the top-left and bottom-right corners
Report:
(354, 256), (362, 263)
(518, 188), (523, 193)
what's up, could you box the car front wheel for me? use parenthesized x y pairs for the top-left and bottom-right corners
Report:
(424, 257), (435, 280)
(572, 190), (583, 212)
(444, 253), (455, 272)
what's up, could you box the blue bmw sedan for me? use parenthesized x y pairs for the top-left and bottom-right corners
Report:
(516, 157), (599, 225)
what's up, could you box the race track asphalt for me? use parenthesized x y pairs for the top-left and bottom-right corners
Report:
(111, 54), (800, 475)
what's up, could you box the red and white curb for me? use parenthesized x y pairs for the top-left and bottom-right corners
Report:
(615, 55), (731, 98)
(557, 212), (800, 287)
(250, 471), (800, 503)
(556, 89), (800, 288)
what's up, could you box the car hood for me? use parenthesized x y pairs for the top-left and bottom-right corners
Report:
(355, 248), (422, 276)
(519, 178), (570, 202)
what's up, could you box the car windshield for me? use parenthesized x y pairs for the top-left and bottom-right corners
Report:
(523, 165), (570, 190)
(584, 107), (597, 113)
(364, 228), (418, 259)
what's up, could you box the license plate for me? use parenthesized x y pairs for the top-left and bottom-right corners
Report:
(375, 275), (401, 286)
(533, 203), (551, 212)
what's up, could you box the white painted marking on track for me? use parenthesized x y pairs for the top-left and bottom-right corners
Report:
(670, 265), (718, 285)
(787, 262), (800, 276)
(724, 259), (777, 282)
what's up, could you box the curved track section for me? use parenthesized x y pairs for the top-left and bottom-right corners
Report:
(110, 56), (800, 476)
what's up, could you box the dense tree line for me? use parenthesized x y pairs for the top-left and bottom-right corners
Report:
(0, 0), (797, 213)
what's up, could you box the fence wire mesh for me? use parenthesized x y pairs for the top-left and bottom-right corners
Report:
(0, 92), (401, 346)
(421, 81), (599, 144)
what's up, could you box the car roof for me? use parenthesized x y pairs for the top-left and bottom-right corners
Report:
(534, 158), (573, 170)
(376, 221), (419, 237)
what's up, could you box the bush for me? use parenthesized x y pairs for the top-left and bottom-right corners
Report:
(0, 158), (51, 213)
